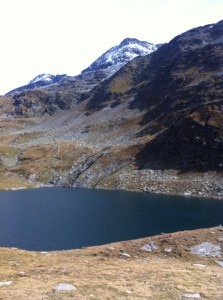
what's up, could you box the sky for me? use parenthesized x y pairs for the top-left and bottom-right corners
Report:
(0, 0), (222, 95)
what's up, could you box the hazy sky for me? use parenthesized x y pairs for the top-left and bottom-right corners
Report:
(0, 0), (222, 94)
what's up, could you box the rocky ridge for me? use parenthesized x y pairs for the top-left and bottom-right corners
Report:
(6, 74), (68, 96)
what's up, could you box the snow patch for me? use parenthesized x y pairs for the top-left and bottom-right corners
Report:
(29, 74), (54, 84)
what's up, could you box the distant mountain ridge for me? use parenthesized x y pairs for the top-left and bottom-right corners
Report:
(6, 74), (68, 96)
(5, 37), (158, 115)
(28, 74), (67, 85)
(6, 37), (158, 97)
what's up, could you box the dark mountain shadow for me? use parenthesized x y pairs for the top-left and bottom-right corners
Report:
(135, 117), (223, 172)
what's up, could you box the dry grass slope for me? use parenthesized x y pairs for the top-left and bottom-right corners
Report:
(0, 227), (223, 299)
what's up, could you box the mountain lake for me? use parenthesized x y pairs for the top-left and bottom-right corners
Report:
(0, 187), (222, 251)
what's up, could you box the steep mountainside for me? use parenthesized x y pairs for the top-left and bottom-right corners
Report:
(87, 20), (223, 172)
(0, 21), (222, 198)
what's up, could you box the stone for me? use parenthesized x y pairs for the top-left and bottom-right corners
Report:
(216, 260), (223, 267)
(184, 192), (192, 196)
(28, 173), (36, 181)
(120, 252), (131, 258)
(107, 247), (114, 251)
(193, 264), (206, 268)
(149, 241), (159, 250)
(141, 241), (159, 252)
(181, 293), (201, 298)
(141, 244), (152, 252)
(0, 281), (13, 287)
(164, 248), (172, 253)
(53, 283), (76, 292)
(190, 242), (222, 257)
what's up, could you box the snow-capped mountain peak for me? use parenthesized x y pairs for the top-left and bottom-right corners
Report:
(29, 74), (55, 84)
(29, 73), (67, 85)
(82, 37), (159, 74)
(6, 73), (68, 95)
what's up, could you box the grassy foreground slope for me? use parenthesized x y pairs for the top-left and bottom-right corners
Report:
(1, 227), (223, 299)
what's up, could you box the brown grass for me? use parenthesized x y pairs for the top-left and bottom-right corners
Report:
(6, 141), (94, 184)
(0, 175), (34, 190)
(108, 74), (132, 94)
(0, 227), (223, 299)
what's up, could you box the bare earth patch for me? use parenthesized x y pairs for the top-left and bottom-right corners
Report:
(1, 227), (223, 299)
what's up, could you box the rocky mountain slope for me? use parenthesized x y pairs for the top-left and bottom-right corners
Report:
(0, 21), (222, 198)
(86, 20), (223, 172)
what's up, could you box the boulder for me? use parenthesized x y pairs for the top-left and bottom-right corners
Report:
(190, 242), (222, 257)
(140, 241), (159, 252)
(53, 283), (76, 292)
(181, 293), (201, 298)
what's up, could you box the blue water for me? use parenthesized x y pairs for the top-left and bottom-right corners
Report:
(0, 187), (222, 251)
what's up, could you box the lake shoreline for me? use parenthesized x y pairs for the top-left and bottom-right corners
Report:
(53, 168), (223, 200)
(0, 166), (222, 200)
(99, 169), (223, 200)
(4, 173), (223, 202)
